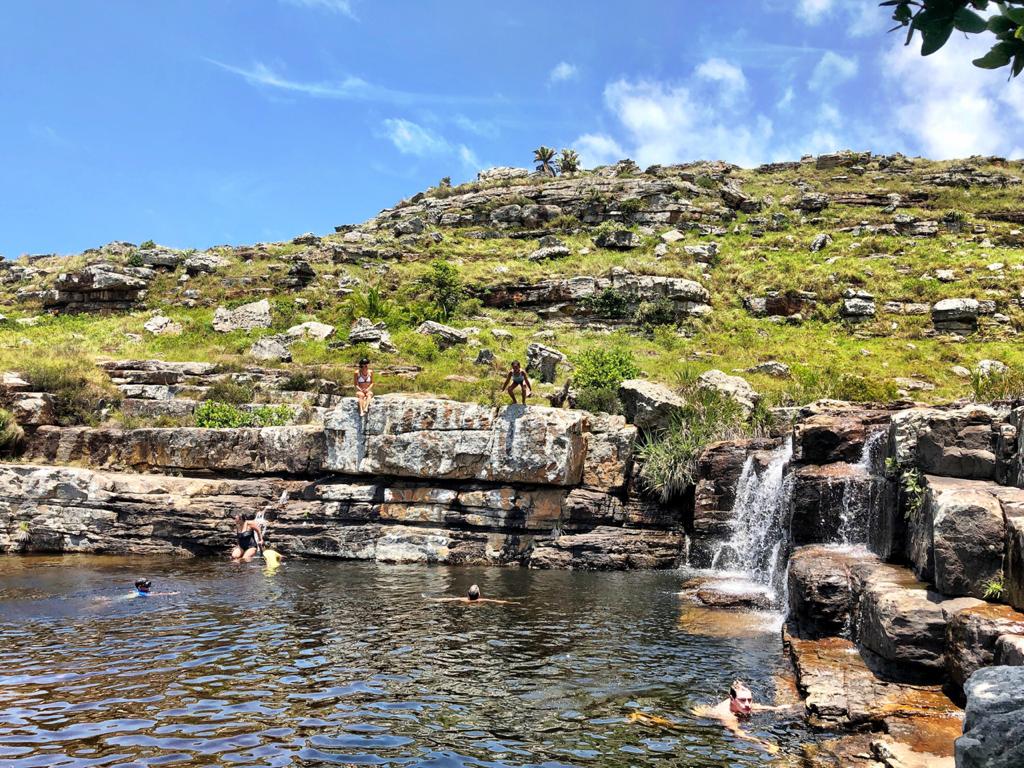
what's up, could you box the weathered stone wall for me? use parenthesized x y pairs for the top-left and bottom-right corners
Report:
(0, 396), (686, 570)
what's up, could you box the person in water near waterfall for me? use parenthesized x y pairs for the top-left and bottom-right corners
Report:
(130, 579), (178, 598)
(428, 584), (516, 605)
(354, 357), (374, 415)
(501, 361), (532, 404)
(231, 514), (264, 562)
(696, 680), (790, 754)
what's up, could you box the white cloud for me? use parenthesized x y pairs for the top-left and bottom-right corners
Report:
(453, 114), (499, 138)
(594, 77), (774, 167)
(380, 118), (480, 173)
(777, 86), (795, 110)
(882, 35), (1023, 159)
(207, 59), (493, 106)
(796, 0), (833, 24)
(381, 119), (450, 156)
(808, 51), (858, 92)
(792, 0), (884, 36)
(548, 61), (579, 84)
(694, 58), (748, 101)
(574, 133), (626, 168)
(281, 0), (356, 18)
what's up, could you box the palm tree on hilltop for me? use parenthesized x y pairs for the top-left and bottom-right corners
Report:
(558, 148), (580, 174)
(533, 146), (557, 177)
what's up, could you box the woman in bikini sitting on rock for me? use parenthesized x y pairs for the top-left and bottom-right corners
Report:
(354, 357), (374, 415)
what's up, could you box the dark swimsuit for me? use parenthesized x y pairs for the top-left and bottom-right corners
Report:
(237, 530), (257, 551)
(511, 372), (526, 385)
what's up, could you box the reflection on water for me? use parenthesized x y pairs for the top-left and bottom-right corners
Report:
(0, 555), (813, 767)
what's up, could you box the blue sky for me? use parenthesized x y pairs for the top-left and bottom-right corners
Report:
(1, 0), (1022, 257)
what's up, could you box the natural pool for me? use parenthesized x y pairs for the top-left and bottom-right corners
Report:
(0, 556), (813, 767)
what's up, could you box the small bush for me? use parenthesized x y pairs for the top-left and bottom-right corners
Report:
(419, 259), (465, 320)
(637, 388), (755, 502)
(574, 386), (621, 414)
(619, 198), (645, 218)
(573, 348), (641, 391)
(580, 288), (630, 319)
(280, 371), (314, 392)
(126, 251), (144, 267)
(633, 298), (676, 328)
(203, 379), (254, 405)
(193, 401), (292, 428)
(971, 366), (1024, 402)
(0, 409), (24, 455)
(983, 576), (1005, 601)
(21, 358), (118, 426)
(139, 239), (156, 249)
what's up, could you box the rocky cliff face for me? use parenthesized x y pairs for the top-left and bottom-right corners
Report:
(0, 395), (678, 569)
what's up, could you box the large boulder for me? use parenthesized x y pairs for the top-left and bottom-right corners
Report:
(618, 379), (685, 433)
(248, 336), (292, 362)
(889, 405), (1008, 480)
(212, 299), (272, 333)
(932, 298), (980, 335)
(323, 398), (588, 486)
(956, 666), (1024, 768)
(44, 264), (151, 312)
(794, 412), (888, 464)
(695, 370), (759, 416)
(929, 480), (1006, 598)
(1007, 508), (1024, 612)
(691, 438), (778, 547)
(594, 229), (643, 250)
(348, 317), (397, 352)
(24, 425), (326, 476)
(856, 563), (983, 682)
(787, 545), (881, 639)
(415, 321), (468, 350)
(526, 343), (566, 384)
(528, 527), (684, 570)
(947, 605), (1024, 695)
(789, 462), (881, 546)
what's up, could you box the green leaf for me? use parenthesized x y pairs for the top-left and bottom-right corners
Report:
(988, 14), (1016, 33)
(973, 41), (1015, 68)
(921, 23), (955, 55)
(953, 7), (989, 32)
(1005, 7), (1024, 24)
(1014, 51), (1024, 76)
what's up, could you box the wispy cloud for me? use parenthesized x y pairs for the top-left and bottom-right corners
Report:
(694, 58), (748, 103)
(808, 51), (858, 93)
(206, 59), (499, 106)
(281, 0), (356, 19)
(381, 118), (449, 156)
(548, 61), (579, 85)
(791, 0), (885, 37)
(380, 118), (480, 173)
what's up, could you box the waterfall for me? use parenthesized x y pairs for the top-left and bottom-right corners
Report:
(835, 429), (886, 547)
(710, 437), (794, 592)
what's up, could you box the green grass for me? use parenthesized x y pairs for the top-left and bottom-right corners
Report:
(0, 156), (1022, 415)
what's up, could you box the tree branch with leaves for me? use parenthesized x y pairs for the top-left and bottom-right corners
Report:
(883, 0), (1024, 76)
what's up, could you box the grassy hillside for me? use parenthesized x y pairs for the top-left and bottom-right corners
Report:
(2, 152), (1024, 418)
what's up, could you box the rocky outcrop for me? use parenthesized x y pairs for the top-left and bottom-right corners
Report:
(695, 369), (759, 415)
(787, 546), (879, 639)
(212, 299), (273, 333)
(932, 299), (980, 335)
(789, 462), (880, 545)
(794, 411), (889, 464)
(618, 379), (685, 433)
(322, 399), (598, 486)
(43, 264), (151, 312)
(691, 438), (778, 549)
(25, 425), (327, 475)
(956, 666), (1024, 768)
(889, 405), (1010, 480)
(947, 605), (1024, 695)
(928, 479), (1006, 598)
(478, 269), (711, 321)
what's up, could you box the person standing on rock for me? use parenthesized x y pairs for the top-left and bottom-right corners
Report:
(354, 357), (375, 415)
(231, 514), (264, 562)
(501, 361), (532, 404)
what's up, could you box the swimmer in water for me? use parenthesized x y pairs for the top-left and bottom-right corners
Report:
(231, 514), (264, 562)
(128, 579), (178, 598)
(428, 584), (516, 605)
(693, 680), (791, 754)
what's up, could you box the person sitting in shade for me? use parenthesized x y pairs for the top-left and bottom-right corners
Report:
(501, 361), (532, 404)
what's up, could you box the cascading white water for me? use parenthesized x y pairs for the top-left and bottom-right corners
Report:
(835, 429), (886, 547)
(710, 437), (794, 592)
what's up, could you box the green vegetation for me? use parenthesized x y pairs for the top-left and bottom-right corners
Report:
(0, 409), (24, 455)
(638, 388), (764, 502)
(885, 1), (1024, 76)
(901, 469), (927, 520)
(983, 575), (1006, 601)
(573, 348), (640, 414)
(21, 357), (119, 426)
(533, 146), (556, 177)
(418, 259), (466, 320)
(203, 379), (255, 405)
(139, 239), (157, 249)
(193, 401), (292, 428)
(558, 148), (580, 174)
